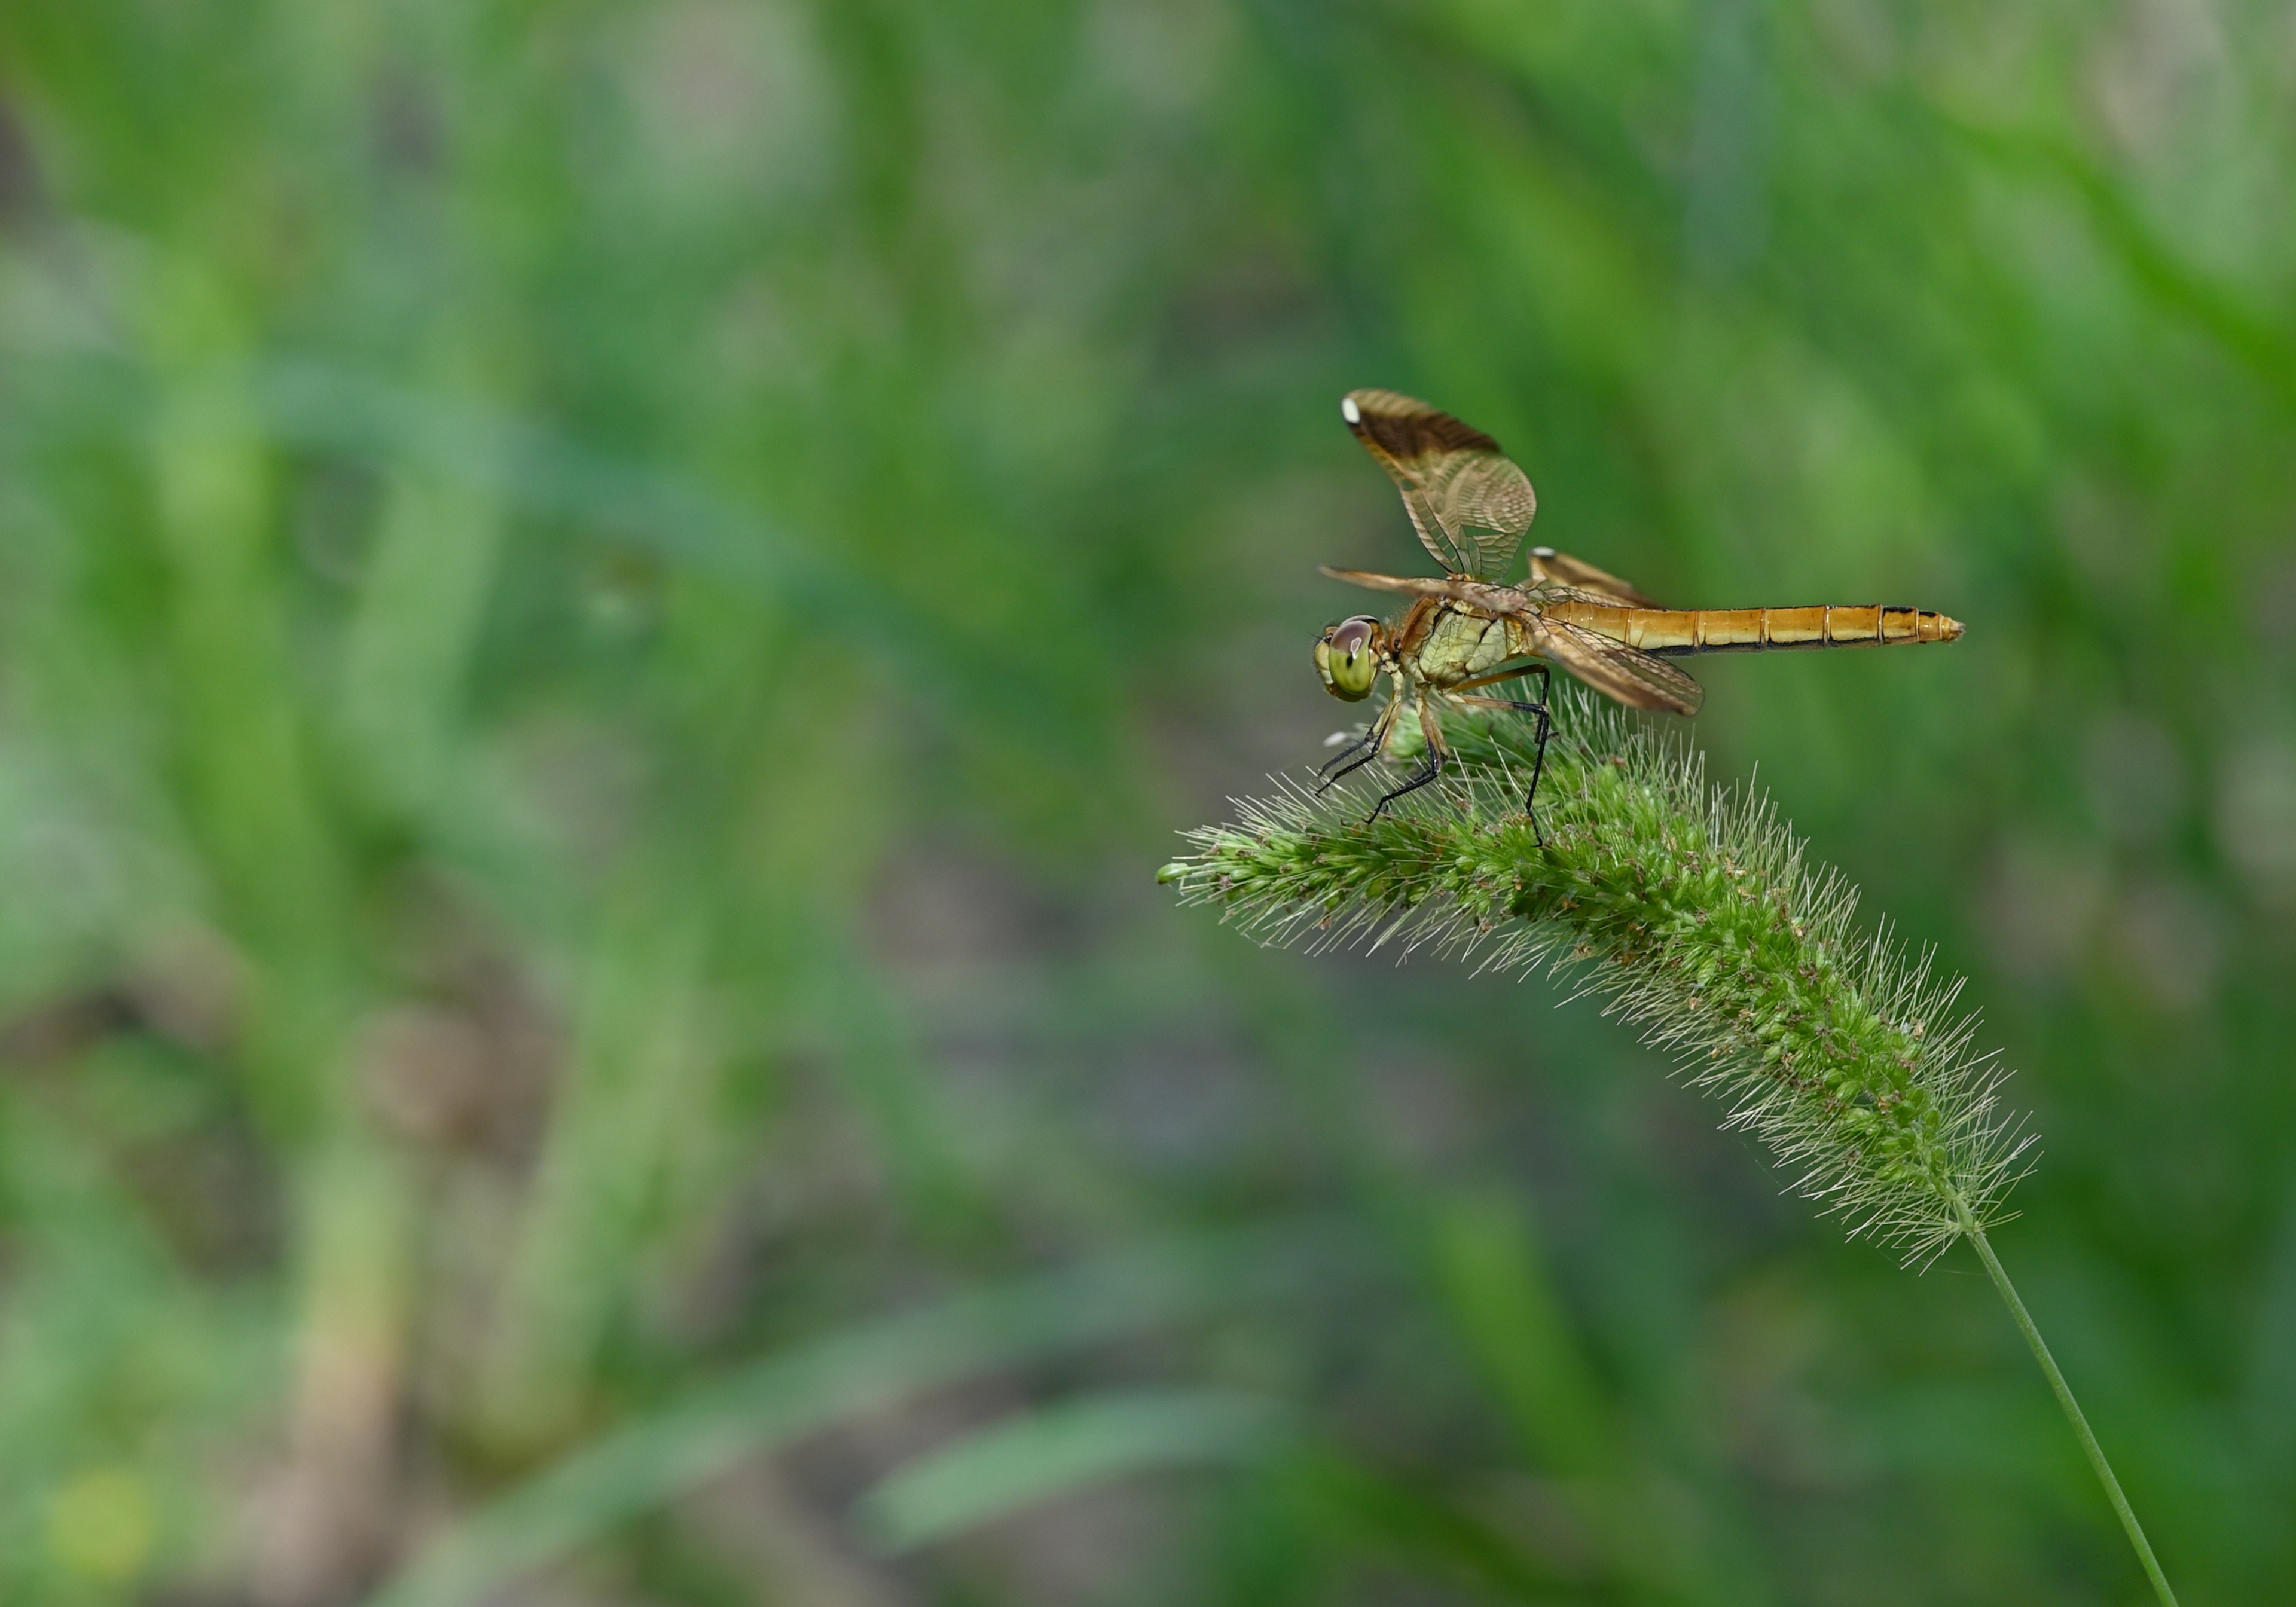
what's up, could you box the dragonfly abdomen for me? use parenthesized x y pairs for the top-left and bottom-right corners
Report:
(1544, 602), (1963, 656)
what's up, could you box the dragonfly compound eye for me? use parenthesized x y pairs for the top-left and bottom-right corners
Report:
(1314, 616), (1381, 702)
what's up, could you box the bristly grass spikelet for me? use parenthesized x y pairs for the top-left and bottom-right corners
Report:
(1163, 689), (2028, 1266)
(1160, 688), (2179, 1605)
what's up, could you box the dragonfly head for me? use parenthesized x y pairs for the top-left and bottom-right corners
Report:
(1314, 616), (1384, 702)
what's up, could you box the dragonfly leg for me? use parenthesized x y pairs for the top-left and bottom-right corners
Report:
(1369, 699), (1448, 820)
(1448, 665), (1552, 845)
(1319, 743), (1384, 791)
(1521, 664), (1553, 845)
(1317, 695), (1399, 795)
(1368, 747), (1443, 820)
(1317, 729), (1377, 778)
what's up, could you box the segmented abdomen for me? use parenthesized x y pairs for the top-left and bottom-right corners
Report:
(1541, 602), (1962, 655)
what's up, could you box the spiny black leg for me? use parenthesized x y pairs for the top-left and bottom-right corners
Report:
(1458, 698), (1551, 846)
(1316, 729), (1376, 778)
(1517, 663), (1552, 731)
(1369, 748), (1443, 821)
(1318, 698), (1400, 795)
(1463, 668), (1555, 845)
(1522, 703), (1552, 847)
(1521, 664), (1553, 847)
(1316, 742), (1384, 793)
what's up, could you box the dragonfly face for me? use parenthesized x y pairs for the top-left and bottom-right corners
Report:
(1314, 616), (1385, 701)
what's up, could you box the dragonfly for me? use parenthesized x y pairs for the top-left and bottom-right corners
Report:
(1313, 388), (1964, 832)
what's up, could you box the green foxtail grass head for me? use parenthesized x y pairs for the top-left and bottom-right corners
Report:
(1159, 690), (2035, 1267)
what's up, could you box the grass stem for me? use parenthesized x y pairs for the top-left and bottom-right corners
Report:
(1965, 1226), (2179, 1607)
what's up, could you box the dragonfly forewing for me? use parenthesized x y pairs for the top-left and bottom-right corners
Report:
(1341, 390), (1537, 581)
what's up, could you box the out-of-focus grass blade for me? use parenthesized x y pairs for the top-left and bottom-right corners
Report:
(362, 1227), (1341, 1607)
(1940, 120), (2296, 411)
(856, 1388), (1290, 1554)
(0, 346), (829, 597)
(246, 358), (1080, 724)
(1428, 1190), (1610, 1475)
(251, 359), (838, 600)
(1, 346), (1062, 707)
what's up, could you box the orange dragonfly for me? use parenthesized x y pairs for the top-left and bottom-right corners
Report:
(1313, 389), (1963, 830)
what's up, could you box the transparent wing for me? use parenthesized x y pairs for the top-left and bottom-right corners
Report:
(1342, 390), (1537, 580)
(1521, 582), (1644, 608)
(1525, 546), (1660, 609)
(1532, 613), (1705, 716)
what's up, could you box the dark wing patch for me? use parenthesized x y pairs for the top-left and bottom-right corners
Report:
(1342, 390), (1537, 581)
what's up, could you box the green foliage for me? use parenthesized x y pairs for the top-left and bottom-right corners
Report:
(371, 1230), (1326, 1607)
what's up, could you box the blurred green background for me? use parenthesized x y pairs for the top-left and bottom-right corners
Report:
(0, 1), (2290, 1602)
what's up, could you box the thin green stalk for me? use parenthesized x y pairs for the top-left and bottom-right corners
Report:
(1164, 692), (2179, 1597)
(1965, 1226), (2179, 1607)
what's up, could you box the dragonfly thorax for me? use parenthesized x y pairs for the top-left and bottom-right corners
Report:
(1406, 599), (1525, 688)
